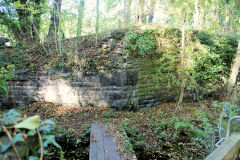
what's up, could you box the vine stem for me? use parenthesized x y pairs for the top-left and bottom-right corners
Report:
(1, 124), (21, 160)
(37, 127), (43, 160)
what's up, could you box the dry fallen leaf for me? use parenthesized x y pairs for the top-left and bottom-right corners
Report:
(90, 134), (98, 142)
(23, 133), (28, 139)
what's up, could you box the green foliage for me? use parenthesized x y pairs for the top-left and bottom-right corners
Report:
(124, 108), (218, 159)
(102, 110), (112, 118)
(123, 121), (146, 150)
(152, 28), (238, 100)
(0, 109), (60, 159)
(126, 30), (157, 57)
(0, 52), (29, 70)
(192, 107), (217, 154)
(214, 102), (240, 142)
(0, 65), (15, 94)
(191, 32), (238, 83)
(213, 101), (240, 118)
(1, 109), (21, 126)
(162, 116), (203, 139)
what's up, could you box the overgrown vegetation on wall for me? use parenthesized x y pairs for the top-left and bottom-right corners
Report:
(125, 27), (238, 101)
(0, 30), (126, 72)
(0, 65), (15, 95)
(0, 27), (238, 103)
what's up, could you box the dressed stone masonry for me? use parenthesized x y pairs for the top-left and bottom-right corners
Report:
(0, 65), (164, 108)
(0, 30), (178, 109)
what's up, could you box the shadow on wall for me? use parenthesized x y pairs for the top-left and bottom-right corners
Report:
(0, 69), (141, 109)
(36, 70), (138, 107)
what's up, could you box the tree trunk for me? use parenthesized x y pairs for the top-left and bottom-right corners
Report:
(13, 0), (32, 43)
(0, 13), (21, 42)
(215, 2), (219, 33)
(124, 0), (127, 24)
(32, 0), (43, 42)
(225, 40), (240, 100)
(193, 0), (199, 30)
(124, 0), (131, 25)
(48, 0), (62, 39)
(77, 0), (85, 37)
(17, 8), (32, 43)
(137, 0), (144, 25)
(118, 11), (122, 28)
(96, 0), (99, 48)
(230, 0), (235, 33)
(126, 0), (132, 25)
(0, 0), (47, 46)
(32, 13), (41, 42)
(148, 0), (156, 23)
(1, 0), (45, 44)
(202, 0), (208, 30)
(177, 11), (187, 109)
(224, 3), (230, 33)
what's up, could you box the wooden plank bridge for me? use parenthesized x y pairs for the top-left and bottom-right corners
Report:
(89, 123), (136, 160)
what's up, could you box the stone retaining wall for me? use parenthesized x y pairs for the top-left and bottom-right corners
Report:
(0, 64), (164, 108)
(0, 51), (205, 109)
(0, 33), (181, 109)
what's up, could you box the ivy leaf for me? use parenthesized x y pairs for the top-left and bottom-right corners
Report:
(0, 85), (8, 92)
(0, 143), (11, 152)
(39, 124), (51, 132)
(2, 109), (22, 126)
(28, 156), (39, 160)
(15, 115), (40, 130)
(42, 135), (61, 149)
(40, 119), (55, 126)
(39, 119), (55, 132)
(37, 148), (48, 154)
(12, 133), (25, 144)
(27, 130), (37, 136)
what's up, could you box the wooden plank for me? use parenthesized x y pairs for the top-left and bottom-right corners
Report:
(89, 123), (105, 160)
(102, 125), (122, 160)
(205, 134), (240, 160)
(90, 123), (136, 160)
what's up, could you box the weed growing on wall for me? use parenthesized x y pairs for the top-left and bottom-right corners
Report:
(126, 30), (157, 57)
(0, 65), (15, 94)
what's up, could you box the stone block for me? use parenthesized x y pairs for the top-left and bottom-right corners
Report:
(1, 64), (166, 108)
(36, 71), (48, 76)
(105, 91), (122, 100)
(99, 71), (121, 86)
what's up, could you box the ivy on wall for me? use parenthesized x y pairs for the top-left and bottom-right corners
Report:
(125, 28), (238, 100)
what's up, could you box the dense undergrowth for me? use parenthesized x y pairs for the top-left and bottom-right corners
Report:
(0, 26), (239, 159)
(1, 27), (238, 102)
(0, 30), (126, 72)
(125, 27), (238, 100)
(0, 27), (238, 73)
(0, 100), (221, 160)
(123, 102), (219, 159)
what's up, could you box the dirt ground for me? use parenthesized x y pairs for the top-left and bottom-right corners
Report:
(1, 100), (220, 160)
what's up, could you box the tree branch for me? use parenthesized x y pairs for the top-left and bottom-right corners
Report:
(1, 124), (21, 160)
